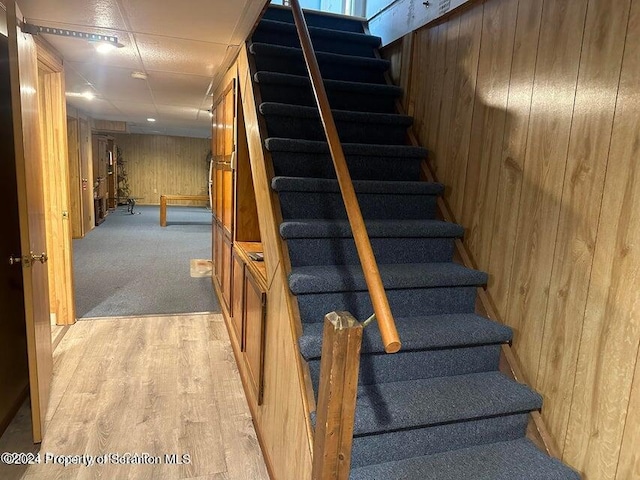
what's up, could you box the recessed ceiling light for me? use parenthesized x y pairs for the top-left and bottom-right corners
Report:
(95, 42), (117, 54)
(131, 71), (148, 80)
(66, 91), (95, 100)
(147, 118), (156, 122)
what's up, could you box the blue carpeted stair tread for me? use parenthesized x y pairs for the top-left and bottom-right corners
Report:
(252, 6), (580, 478)
(289, 262), (488, 294)
(280, 219), (464, 239)
(299, 313), (512, 359)
(272, 176), (443, 195)
(259, 102), (413, 125)
(349, 438), (581, 480)
(352, 371), (542, 436)
(255, 19), (381, 47)
(249, 42), (390, 71)
(262, 6), (365, 32)
(265, 138), (426, 158)
(254, 72), (401, 96)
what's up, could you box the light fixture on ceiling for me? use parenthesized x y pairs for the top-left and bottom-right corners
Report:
(94, 41), (118, 54)
(66, 91), (95, 101)
(23, 23), (125, 49)
(147, 118), (156, 122)
(131, 71), (148, 80)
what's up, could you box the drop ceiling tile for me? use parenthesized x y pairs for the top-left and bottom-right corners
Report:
(146, 72), (211, 107)
(109, 101), (158, 119)
(155, 104), (202, 121)
(64, 67), (94, 94)
(135, 33), (226, 77)
(67, 97), (122, 116)
(19, 0), (128, 30)
(119, 0), (251, 44)
(68, 63), (155, 104)
(42, 30), (142, 70)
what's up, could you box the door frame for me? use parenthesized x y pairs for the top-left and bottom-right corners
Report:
(35, 36), (76, 326)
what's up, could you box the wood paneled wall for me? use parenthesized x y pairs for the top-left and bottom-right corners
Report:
(113, 134), (210, 206)
(382, 0), (640, 478)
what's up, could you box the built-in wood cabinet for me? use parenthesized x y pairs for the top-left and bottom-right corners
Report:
(231, 242), (267, 406)
(212, 81), (235, 312)
(211, 76), (265, 410)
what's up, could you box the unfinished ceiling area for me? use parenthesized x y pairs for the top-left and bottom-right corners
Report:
(19, 0), (268, 137)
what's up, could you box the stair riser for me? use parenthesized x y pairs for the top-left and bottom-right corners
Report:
(271, 151), (421, 180)
(350, 413), (530, 469)
(262, 8), (365, 33)
(296, 286), (478, 323)
(286, 237), (456, 267)
(262, 112), (409, 144)
(253, 28), (377, 58)
(253, 53), (387, 84)
(278, 192), (439, 220)
(259, 83), (397, 113)
(307, 345), (502, 389)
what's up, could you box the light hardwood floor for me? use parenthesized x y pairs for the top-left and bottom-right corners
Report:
(0, 313), (269, 480)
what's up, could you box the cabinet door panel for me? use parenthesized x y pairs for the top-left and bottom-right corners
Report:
(222, 169), (233, 233)
(215, 167), (223, 222)
(222, 235), (232, 310)
(214, 224), (223, 284)
(231, 252), (245, 350)
(244, 273), (266, 405)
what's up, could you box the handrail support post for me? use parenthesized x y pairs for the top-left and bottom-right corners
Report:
(312, 311), (363, 480)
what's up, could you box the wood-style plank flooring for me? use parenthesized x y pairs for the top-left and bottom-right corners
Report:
(0, 313), (269, 480)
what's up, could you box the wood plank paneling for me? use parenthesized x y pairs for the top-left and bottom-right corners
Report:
(487, 0), (543, 318)
(563, 0), (640, 477)
(433, 15), (461, 194)
(504, 0), (588, 379)
(113, 134), (210, 206)
(460, 0), (518, 269)
(383, 0), (640, 477)
(443, 4), (483, 215)
(537, 0), (632, 453)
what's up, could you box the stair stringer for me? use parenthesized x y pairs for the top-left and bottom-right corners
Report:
(237, 42), (316, 480)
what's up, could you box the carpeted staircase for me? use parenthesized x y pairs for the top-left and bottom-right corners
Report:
(250, 6), (580, 479)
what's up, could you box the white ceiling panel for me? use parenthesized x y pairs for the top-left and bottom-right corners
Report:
(19, 0), (128, 30)
(15, 0), (267, 136)
(155, 104), (203, 121)
(41, 29), (142, 70)
(67, 97), (122, 116)
(69, 63), (155, 104)
(135, 34), (227, 77)
(109, 101), (158, 118)
(146, 72), (211, 107)
(119, 0), (251, 44)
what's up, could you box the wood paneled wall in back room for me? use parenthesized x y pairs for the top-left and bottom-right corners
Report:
(113, 134), (211, 206)
(382, 0), (640, 478)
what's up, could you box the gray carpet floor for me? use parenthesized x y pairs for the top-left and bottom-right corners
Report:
(73, 205), (220, 319)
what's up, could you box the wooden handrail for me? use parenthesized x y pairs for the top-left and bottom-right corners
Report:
(288, 0), (401, 354)
(312, 312), (363, 480)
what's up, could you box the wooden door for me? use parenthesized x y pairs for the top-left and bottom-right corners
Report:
(0, 28), (29, 438)
(79, 118), (94, 232)
(66, 117), (83, 238)
(6, 1), (53, 443)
